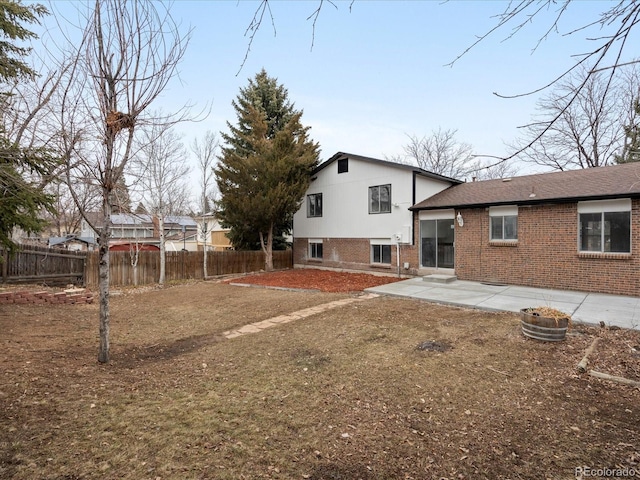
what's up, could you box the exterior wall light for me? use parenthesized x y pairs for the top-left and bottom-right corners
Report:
(457, 212), (464, 227)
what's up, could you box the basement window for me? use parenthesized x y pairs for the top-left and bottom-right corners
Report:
(371, 244), (391, 264)
(309, 240), (323, 259)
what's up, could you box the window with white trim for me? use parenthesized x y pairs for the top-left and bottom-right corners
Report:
(371, 243), (391, 264)
(369, 184), (391, 214)
(309, 240), (323, 259)
(578, 199), (631, 253)
(307, 193), (322, 218)
(489, 206), (518, 241)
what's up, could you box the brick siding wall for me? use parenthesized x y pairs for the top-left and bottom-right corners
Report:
(293, 237), (419, 276)
(454, 200), (640, 297)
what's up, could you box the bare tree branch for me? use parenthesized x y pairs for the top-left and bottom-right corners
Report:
(306, 0), (337, 51)
(237, 0), (275, 75)
(507, 64), (638, 170)
(451, 1), (640, 165)
(237, 0), (345, 74)
(398, 128), (474, 180)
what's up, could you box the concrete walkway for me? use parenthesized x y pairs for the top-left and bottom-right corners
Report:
(365, 277), (640, 331)
(222, 293), (379, 339)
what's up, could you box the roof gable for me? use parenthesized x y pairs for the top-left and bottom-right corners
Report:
(411, 163), (640, 210)
(315, 152), (463, 185)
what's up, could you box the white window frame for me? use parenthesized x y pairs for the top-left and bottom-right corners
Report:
(369, 184), (392, 214)
(307, 193), (323, 218)
(309, 239), (323, 259)
(489, 205), (518, 241)
(578, 199), (631, 253)
(370, 239), (392, 264)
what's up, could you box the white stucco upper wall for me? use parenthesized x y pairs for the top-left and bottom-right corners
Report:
(293, 156), (455, 240)
(415, 175), (452, 205)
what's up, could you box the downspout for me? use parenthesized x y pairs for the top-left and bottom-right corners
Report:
(396, 237), (401, 278)
(411, 172), (417, 246)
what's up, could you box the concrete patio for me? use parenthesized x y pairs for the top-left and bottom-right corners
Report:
(365, 277), (640, 331)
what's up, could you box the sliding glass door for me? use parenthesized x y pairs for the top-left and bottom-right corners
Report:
(420, 219), (454, 269)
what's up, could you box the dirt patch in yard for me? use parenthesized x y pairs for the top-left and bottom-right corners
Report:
(1, 272), (639, 479)
(228, 268), (403, 292)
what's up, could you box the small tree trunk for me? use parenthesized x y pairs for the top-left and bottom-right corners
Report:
(259, 224), (274, 271)
(158, 214), (165, 284)
(203, 235), (208, 278)
(130, 234), (140, 287)
(97, 206), (111, 364)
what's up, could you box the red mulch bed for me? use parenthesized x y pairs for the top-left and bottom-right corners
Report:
(229, 268), (403, 293)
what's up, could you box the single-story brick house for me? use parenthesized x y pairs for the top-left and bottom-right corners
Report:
(410, 162), (640, 297)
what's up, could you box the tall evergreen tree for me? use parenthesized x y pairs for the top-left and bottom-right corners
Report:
(218, 69), (305, 251)
(216, 83), (319, 270)
(0, 0), (47, 82)
(0, 1), (55, 251)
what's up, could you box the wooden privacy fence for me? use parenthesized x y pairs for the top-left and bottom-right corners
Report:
(84, 249), (293, 288)
(1, 245), (86, 285)
(1, 245), (292, 289)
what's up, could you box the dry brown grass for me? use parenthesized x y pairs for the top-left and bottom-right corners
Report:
(1, 280), (639, 479)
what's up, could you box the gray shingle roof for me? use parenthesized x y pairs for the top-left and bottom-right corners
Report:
(411, 162), (640, 210)
(48, 235), (97, 247)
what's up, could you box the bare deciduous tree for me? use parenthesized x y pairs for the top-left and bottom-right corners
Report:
(191, 131), (219, 215)
(451, 1), (640, 163)
(131, 121), (190, 285)
(511, 65), (639, 170)
(191, 130), (219, 278)
(0, 61), (75, 236)
(43, 179), (100, 236)
(56, 0), (191, 363)
(400, 128), (474, 180)
(474, 160), (520, 181)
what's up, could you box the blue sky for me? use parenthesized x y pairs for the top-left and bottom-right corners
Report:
(38, 1), (624, 192)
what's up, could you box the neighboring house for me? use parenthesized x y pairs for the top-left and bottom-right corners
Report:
(80, 213), (198, 250)
(80, 212), (154, 240)
(160, 215), (200, 252)
(293, 152), (461, 274)
(195, 213), (233, 252)
(109, 243), (160, 252)
(410, 162), (640, 297)
(48, 234), (97, 251)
